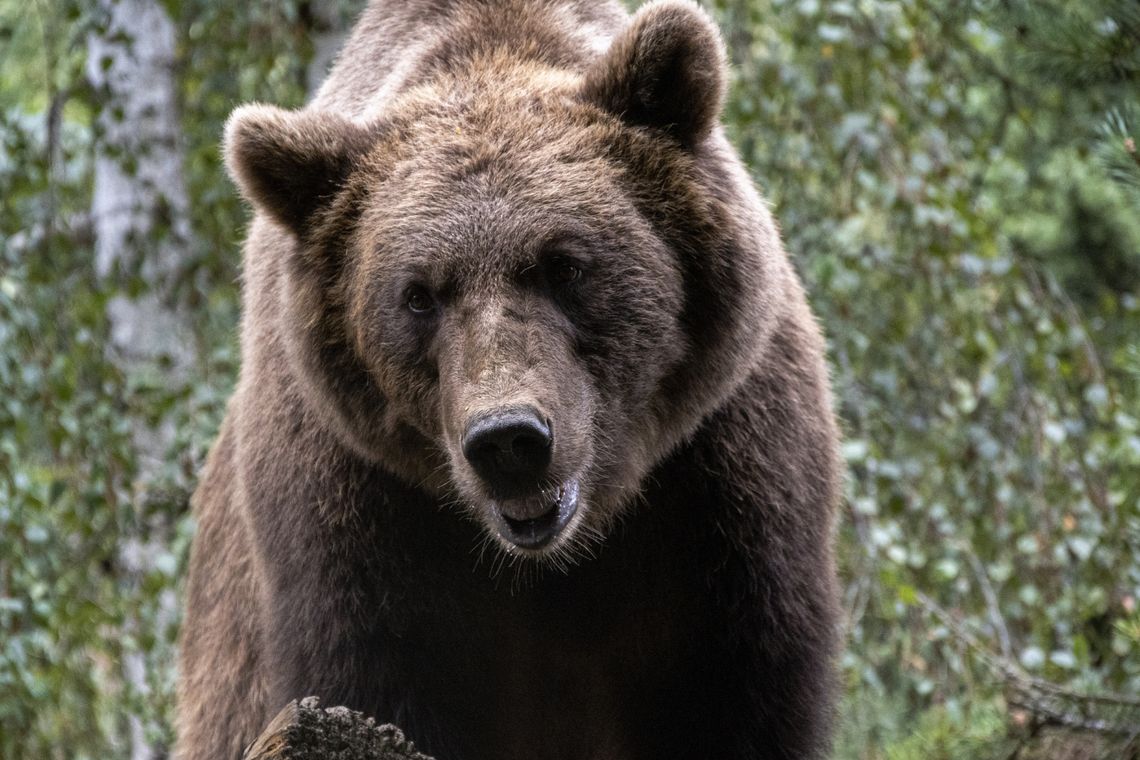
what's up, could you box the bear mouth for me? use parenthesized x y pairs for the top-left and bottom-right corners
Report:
(492, 479), (580, 550)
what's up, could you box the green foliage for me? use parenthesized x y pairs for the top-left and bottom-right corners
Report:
(0, 0), (309, 755)
(1099, 105), (1140, 207)
(0, 0), (1137, 757)
(881, 701), (1008, 760)
(710, 0), (1140, 755)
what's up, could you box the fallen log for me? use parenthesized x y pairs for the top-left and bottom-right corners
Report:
(243, 697), (435, 760)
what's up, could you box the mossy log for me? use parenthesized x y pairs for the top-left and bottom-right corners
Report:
(242, 697), (435, 760)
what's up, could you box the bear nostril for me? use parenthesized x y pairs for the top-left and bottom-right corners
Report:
(510, 430), (549, 467)
(462, 406), (552, 492)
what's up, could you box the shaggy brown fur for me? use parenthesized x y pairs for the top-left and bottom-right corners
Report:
(177, 1), (842, 759)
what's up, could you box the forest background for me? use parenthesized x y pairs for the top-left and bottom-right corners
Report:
(2, 0), (1139, 758)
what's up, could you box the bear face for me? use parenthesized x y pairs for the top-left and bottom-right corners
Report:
(224, 1), (788, 559)
(346, 117), (690, 552)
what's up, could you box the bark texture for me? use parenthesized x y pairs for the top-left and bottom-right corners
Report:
(86, 2), (195, 758)
(87, 0), (194, 384)
(244, 698), (435, 760)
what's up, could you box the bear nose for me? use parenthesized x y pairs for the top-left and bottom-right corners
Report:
(462, 405), (552, 494)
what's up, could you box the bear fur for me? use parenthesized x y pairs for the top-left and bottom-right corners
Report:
(176, 2), (842, 759)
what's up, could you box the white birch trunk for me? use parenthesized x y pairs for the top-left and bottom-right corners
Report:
(86, 2), (192, 758)
(88, 0), (193, 393)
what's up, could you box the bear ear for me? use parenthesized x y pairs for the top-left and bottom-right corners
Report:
(224, 104), (377, 237)
(580, 0), (727, 146)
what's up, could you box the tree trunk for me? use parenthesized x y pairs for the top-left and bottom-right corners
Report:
(86, 1), (194, 757)
(243, 699), (435, 760)
(88, 0), (194, 391)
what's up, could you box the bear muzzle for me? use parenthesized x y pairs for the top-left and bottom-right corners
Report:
(460, 404), (580, 549)
(491, 479), (580, 550)
(461, 405), (553, 494)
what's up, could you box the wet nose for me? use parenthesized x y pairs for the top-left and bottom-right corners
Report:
(462, 405), (552, 494)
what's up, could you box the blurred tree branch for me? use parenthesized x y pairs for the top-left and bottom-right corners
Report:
(918, 591), (1140, 737)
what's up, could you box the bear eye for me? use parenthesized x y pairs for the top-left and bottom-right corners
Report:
(405, 285), (436, 314)
(551, 260), (582, 285)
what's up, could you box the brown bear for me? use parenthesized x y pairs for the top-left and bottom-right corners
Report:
(176, 1), (842, 759)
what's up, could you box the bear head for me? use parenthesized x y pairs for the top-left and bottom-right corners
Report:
(224, 1), (790, 562)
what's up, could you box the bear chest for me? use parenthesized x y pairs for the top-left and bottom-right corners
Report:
(364, 505), (722, 760)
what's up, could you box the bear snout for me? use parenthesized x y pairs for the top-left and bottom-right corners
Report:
(461, 404), (552, 497)
(458, 404), (586, 550)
